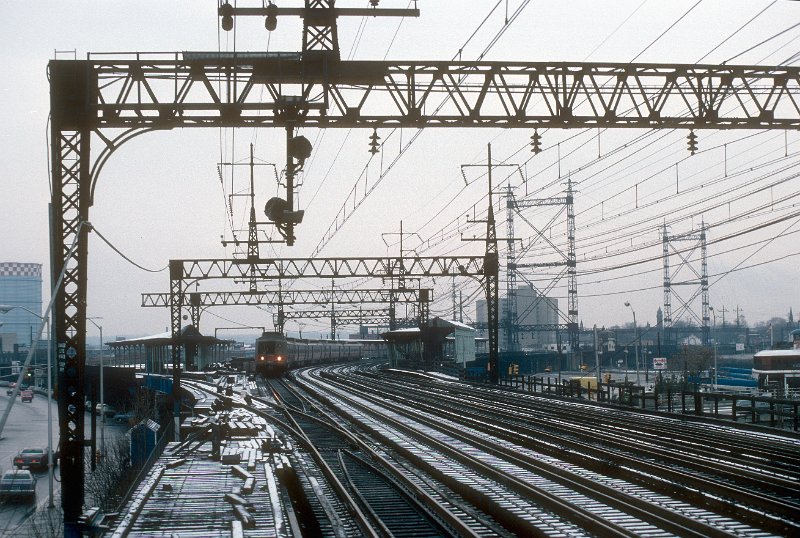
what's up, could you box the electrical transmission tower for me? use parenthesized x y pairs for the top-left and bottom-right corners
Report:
(507, 176), (578, 362)
(505, 184), (519, 352)
(662, 222), (710, 346)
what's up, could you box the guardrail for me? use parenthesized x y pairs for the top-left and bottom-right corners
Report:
(465, 372), (800, 431)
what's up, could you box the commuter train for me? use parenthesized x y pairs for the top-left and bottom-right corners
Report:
(255, 331), (364, 376)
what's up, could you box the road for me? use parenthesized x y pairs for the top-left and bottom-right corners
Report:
(0, 390), (57, 532)
(0, 391), (126, 533)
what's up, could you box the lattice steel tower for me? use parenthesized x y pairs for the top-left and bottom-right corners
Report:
(662, 222), (710, 345)
(506, 175), (578, 359)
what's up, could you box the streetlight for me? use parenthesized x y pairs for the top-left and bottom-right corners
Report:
(87, 317), (104, 458)
(0, 304), (55, 509)
(709, 306), (717, 390)
(624, 301), (641, 386)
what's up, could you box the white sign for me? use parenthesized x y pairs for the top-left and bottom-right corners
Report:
(653, 357), (667, 370)
(736, 343), (745, 351)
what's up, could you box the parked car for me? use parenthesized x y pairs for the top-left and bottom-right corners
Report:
(6, 382), (16, 396)
(13, 447), (56, 472)
(0, 470), (36, 501)
(112, 412), (135, 425)
(20, 389), (33, 402)
(95, 403), (116, 418)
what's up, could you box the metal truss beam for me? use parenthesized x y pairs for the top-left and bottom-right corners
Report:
(171, 256), (485, 281)
(281, 311), (418, 327)
(473, 322), (572, 333)
(142, 288), (430, 307)
(50, 128), (89, 534)
(281, 308), (390, 320)
(54, 58), (799, 130)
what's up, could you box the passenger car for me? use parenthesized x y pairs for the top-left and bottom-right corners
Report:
(254, 331), (363, 376)
(20, 389), (33, 402)
(112, 412), (134, 424)
(13, 447), (55, 472)
(0, 470), (36, 501)
(95, 403), (116, 417)
(6, 382), (15, 396)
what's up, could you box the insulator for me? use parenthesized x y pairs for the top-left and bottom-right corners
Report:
(368, 129), (381, 155)
(265, 3), (278, 31)
(530, 129), (542, 154)
(687, 129), (698, 155)
(220, 3), (234, 32)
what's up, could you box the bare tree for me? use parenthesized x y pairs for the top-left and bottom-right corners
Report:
(678, 345), (713, 379)
(84, 436), (134, 512)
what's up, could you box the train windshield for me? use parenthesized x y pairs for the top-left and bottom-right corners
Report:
(258, 341), (277, 354)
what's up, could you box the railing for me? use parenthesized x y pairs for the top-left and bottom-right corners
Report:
(464, 372), (800, 431)
(111, 419), (175, 513)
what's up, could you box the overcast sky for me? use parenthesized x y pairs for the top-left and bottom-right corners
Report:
(2, 1), (799, 341)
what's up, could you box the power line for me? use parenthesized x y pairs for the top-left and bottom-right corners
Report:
(695, 1), (777, 63)
(90, 225), (168, 273)
(630, 0), (705, 62)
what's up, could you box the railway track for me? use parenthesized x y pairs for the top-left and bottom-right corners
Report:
(263, 372), (479, 536)
(291, 364), (800, 537)
(114, 367), (799, 537)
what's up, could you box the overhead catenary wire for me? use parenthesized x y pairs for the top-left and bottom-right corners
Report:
(695, 1), (777, 63)
(311, 0), (534, 256)
(91, 224), (168, 273)
(203, 4), (796, 330)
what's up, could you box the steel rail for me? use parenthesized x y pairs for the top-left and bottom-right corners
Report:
(312, 370), (729, 538)
(280, 410), (381, 538)
(302, 370), (647, 537)
(257, 375), (483, 537)
(365, 374), (800, 536)
(468, 382), (800, 488)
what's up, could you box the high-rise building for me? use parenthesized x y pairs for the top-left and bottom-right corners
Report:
(0, 262), (43, 351)
(476, 286), (559, 351)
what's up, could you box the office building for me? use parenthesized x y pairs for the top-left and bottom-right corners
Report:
(0, 262), (43, 351)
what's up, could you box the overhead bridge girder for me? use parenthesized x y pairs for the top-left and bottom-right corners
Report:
(473, 322), (575, 333)
(277, 308), (422, 327)
(170, 256), (485, 281)
(142, 288), (431, 307)
(51, 57), (800, 130)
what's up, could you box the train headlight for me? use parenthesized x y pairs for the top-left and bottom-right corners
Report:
(258, 355), (265, 361)
(277, 356), (283, 362)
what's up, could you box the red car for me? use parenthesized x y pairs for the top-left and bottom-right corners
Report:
(14, 448), (52, 472)
(20, 389), (33, 402)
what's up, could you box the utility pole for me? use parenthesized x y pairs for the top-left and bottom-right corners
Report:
(452, 277), (457, 321)
(486, 145), (500, 383)
(330, 279), (336, 340)
(594, 325), (601, 387)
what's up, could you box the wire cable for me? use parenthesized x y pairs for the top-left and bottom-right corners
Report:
(695, 1), (777, 63)
(630, 0), (704, 62)
(725, 21), (800, 63)
(90, 225), (168, 273)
